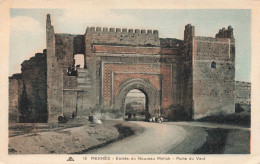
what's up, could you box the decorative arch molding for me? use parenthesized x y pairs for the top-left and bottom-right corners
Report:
(114, 78), (161, 117)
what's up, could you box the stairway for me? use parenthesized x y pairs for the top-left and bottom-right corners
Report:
(77, 68), (92, 89)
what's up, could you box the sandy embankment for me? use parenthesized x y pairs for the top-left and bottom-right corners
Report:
(9, 120), (141, 154)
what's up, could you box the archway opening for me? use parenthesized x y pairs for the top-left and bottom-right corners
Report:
(124, 89), (148, 121)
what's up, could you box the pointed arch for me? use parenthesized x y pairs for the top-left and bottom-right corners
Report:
(114, 78), (161, 119)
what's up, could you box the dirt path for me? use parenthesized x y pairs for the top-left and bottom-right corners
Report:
(87, 121), (188, 154)
(9, 121), (249, 154)
(87, 121), (249, 154)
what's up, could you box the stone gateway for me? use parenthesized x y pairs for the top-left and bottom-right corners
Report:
(9, 14), (239, 123)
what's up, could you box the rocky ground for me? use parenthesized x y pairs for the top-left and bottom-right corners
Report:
(8, 118), (142, 154)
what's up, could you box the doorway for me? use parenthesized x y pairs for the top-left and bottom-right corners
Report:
(124, 89), (148, 121)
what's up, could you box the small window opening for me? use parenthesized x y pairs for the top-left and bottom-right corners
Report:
(211, 61), (216, 69)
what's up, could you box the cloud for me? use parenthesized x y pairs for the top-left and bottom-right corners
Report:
(9, 10), (251, 82)
(11, 16), (43, 33)
(9, 16), (45, 76)
(53, 9), (142, 34)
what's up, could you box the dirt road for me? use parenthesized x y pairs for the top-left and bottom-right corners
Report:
(87, 121), (250, 154)
(88, 121), (206, 154)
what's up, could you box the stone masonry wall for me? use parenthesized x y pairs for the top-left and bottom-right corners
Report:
(46, 14), (58, 122)
(102, 63), (172, 108)
(96, 54), (183, 120)
(9, 74), (23, 123)
(44, 14), (237, 121)
(85, 27), (160, 48)
(84, 27), (161, 114)
(47, 33), (86, 122)
(46, 14), (88, 122)
(10, 14), (239, 122)
(179, 24), (194, 120)
(235, 81), (251, 112)
(84, 26), (188, 120)
(160, 38), (183, 55)
(20, 50), (48, 122)
(192, 34), (235, 119)
(61, 68), (93, 119)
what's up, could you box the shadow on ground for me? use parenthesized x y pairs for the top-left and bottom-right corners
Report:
(196, 113), (250, 127)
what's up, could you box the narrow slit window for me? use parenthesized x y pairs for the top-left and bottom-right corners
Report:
(211, 61), (216, 69)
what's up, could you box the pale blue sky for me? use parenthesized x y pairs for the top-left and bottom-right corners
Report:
(10, 9), (251, 82)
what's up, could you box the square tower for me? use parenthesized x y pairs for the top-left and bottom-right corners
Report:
(192, 26), (235, 119)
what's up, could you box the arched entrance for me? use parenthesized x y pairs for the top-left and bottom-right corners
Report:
(115, 78), (161, 120)
(124, 89), (147, 121)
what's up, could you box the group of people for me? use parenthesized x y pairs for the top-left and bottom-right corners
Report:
(148, 115), (164, 123)
(145, 113), (164, 123)
(67, 64), (80, 76)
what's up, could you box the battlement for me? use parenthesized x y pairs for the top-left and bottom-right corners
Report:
(85, 26), (159, 36)
(215, 26), (234, 39)
(84, 26), (160, 47)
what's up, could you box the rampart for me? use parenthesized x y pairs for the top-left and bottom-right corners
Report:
(9, 14), (251, 123)
(192, 28), (235, 119)
(9, 50), (47, 122)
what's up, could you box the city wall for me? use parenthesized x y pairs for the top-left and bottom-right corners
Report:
(9, 14), (249, 123)
(9, 50), (47, 122)
(192, 27), (235, 119)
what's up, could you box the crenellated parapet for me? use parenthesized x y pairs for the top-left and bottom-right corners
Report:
(84, 26), (160, 48)
(215, 26), (234, 39)
(86, 26), (159, 36)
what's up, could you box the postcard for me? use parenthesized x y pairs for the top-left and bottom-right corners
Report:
(1, 0), (260, 163)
